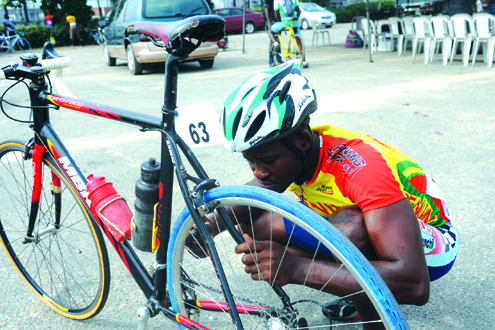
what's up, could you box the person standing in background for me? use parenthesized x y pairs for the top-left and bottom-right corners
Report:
(66, 13), (80, 47)
(3, 14), (16, 37)
(45, 10), (53, 29)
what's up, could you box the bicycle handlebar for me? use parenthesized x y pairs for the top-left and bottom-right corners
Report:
(0, 42), (71, 81)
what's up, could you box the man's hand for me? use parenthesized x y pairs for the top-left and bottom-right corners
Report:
(184, 220), (213, 259)
(235, 234), (299, 286)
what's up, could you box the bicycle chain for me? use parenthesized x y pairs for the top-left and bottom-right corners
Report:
(180, 276), (286, 313)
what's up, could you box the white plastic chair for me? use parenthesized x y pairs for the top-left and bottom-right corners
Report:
(311, 20), (330, 46)
(388, 17), (403, 55)
(450, 14), (476, 66)
(412, 17), (433, 64)
(472, 13), (495, 67)
(351, 15), (366, 39)
(401, 16), (415, 55)
(430, 16), (453, 65)
(361, 18), (380, 54)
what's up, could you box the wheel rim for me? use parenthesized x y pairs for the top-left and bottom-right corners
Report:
(246, 23), (254, 34)
(0, 144), (107, 317)
(127, 47), (134, 72)
(104, 46), (110, 64)
(168, 187), (408, 330)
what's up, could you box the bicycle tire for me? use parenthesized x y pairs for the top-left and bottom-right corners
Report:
(83, 32), (96, 46)
(0, 140), (110, 319)
(15, 37), (31, 52)
(290, 34), (307, 68)
(168, 186), (409, 330)
(0, 38), (11, 54)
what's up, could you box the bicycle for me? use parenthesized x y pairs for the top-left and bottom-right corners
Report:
(0, 15), (409, 330)
(0, 31), (31, 54)
(272, 18), (308, 68)
(82, 27), (104, 46)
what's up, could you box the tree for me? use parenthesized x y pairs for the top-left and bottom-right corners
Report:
(3, 0), (32, 23)
(40, 0), (93, 28)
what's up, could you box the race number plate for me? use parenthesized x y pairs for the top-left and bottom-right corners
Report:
(175, 101), (223, 149)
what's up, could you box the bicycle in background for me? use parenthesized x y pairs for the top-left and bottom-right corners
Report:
(271, 18), (308, 68)
(83, 27), (104, 46)
(0, 15), (408, 330)
(0, 31), (31, 54)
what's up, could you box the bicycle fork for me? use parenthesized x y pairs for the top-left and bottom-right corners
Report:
(22, 141), (62, 244)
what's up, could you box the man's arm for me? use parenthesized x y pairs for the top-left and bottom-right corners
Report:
(237, 198), (430, 305)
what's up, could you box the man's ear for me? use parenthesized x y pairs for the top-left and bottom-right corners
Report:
(296, 128), (312, 153)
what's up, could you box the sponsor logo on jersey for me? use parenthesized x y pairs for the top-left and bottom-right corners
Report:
(316, 185), (333, 195)
(327, 143), (367, 180)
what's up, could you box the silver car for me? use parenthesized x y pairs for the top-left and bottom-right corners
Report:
(298, 2), (337, 30)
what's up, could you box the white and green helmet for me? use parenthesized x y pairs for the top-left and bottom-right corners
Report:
(221, 60), (317, 152)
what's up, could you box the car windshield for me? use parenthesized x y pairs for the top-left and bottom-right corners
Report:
(300, 3), (325, 11)
(144, 0), (209, 18)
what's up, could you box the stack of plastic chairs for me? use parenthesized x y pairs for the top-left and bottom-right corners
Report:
(472, 13), (495, 67)
(388, 17), (404, 55)
(449, 14), (476, 66)
(430, 16), (453, 65)
(401, 16), (415, 55)
(361, 17), (377, 53)
(412, 16), (433, 64)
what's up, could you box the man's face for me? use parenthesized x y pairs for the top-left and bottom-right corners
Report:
(242, 140), (303, 193)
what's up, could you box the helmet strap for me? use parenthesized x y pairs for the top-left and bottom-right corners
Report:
(280, 136), (312, 186)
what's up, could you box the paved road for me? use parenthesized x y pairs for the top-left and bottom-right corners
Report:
(0, 23), (494, 329)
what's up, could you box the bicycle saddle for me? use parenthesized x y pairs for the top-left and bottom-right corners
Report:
(125, 15), (225, 59)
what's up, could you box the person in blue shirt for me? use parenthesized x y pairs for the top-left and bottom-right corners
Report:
(3, 15), (16, 36)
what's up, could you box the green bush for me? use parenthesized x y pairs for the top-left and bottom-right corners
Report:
(329, 0), (397, 23)
(0, 25), (51, 49)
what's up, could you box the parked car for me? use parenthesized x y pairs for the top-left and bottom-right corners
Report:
(214, 7), (265, 34)
(298, 2), (336, 30)
(100, 0), (219, 75)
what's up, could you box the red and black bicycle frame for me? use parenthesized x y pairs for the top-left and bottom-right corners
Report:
(21, 53), (266, 329)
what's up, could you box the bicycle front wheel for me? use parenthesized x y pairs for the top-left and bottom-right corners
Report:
(0, 39), (11, 54)
(15, 38), (31, 52)
(289, 34), (307, 68)
(0, 140), (110, 319)
(83, 32), (96, 46)
(168, 186), (409, 330)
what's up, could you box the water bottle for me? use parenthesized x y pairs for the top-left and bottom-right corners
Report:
(86, 175), (133, 242)
(133, 158), (161, 252)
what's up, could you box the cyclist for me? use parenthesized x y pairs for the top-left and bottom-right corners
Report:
(264, 0), (283, 67)
(3, 14), (16, 37)
(271, 0), (308, 67)
(193, 61), (459, 328)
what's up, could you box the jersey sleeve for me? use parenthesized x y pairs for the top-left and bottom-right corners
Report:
(345, 148), (406, 212)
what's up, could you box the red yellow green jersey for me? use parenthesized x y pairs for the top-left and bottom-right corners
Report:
(288, 125), (451, 228)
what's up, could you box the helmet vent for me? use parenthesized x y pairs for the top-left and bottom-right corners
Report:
(242, 87), (256, 101)
(263, 79), (281, 100)
(245, 111), (266, 143)
(278, 81), (292, 103)
(232, 107), (243, 140)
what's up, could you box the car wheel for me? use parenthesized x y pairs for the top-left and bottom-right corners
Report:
(127, 45), (143, 75)
(301, 19), (310, 30)
(199, 59), (214, 69)
(104, 44), (116, 66)
(245, 22), (255, 34)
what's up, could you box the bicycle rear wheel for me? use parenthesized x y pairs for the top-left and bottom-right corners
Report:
(168, 186), (409, 330)
(289, 34), (307, 68)
(15, 38), (31, 52)
(0, 140), (110, 319)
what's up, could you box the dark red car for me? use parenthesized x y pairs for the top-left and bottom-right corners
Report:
(214, 7), (265, 34)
